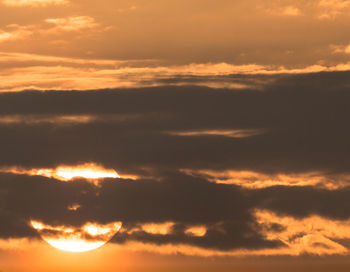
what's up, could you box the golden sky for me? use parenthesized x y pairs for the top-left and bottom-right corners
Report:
(1, 0), (350, 90)
(2, 1), (350, 271)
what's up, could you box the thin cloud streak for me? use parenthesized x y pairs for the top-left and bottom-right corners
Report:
(45, 16), (99, 32)
(3, 51), (350, 91)
(1, 0), (69, 6)
(0, 114), (95, 124)
(183, 170), (349, 190)
(166, 129), (264, 138)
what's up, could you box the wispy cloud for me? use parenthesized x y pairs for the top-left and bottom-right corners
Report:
(1, 0), (69, 7)
(255, 209), (350, 256)
(45, 16), (99, 32)
(4, 51), (350, 92)
(265, 5), (302, 17)
(109, 210), (350, 257)
(0, 26), (32, 43)
(183, 169), (349, 190)
(0, 114), (96, 124)
(330, 43), (350, 54)
(318, 0), (350, 19)
(0, 16), (102, 47)
(166, 129), (264, 139)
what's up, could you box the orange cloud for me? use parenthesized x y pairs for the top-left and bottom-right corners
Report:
(4, 211), (350, 257)
(67, 204), (81, 211)
(166, 129), (264, 138)
(115, 210), (350, 257)
(3, 51), (350, 92)
(184, 226), (207, 237)
(318, 0), (350, 19)
(254, 209), (350, 256)
(0, 27), (32, 43)
(45, 16), (99, 32)
(330, 43), (350, 54)
(265, 5), (302, 17)
(0, 114), (95, 124)
(140, 222), (175, 235)
(282, 6), (302, 16)
(123, 222), (175, 236)
(123, 222), (208, 237)
(183, 169), (347, 190)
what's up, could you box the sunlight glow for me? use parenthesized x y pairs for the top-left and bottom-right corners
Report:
(44, 238), (106, 253)
(31, 220), (122, 253)
(0, 163), (121, 182)
(54, 164), (120, 181)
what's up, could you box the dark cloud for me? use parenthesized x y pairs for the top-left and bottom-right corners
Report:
(2, 71), (350, 252)
(0, 172), (282, 250)
(256, 186), (350, 220)
(2, 170), (350, 251)
(0, 72), (350, 175)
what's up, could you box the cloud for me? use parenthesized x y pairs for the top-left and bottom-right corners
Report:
(166, 129), (264, 139)
(0, 26), (32, 43)
(318, 0), (350, 19)
(4, 51), (350, 91)
(282, 6), (302, 16)
(255, 209), (350, 255)
(256, 186), (350, 220)
(330, 43), (350, 54)
(45, 16), (99, 32)
(1, 0), (69, 7)
(183, 170), (348, 190)
(0, 16), (102, 49)
(265, 5), (302, 17)
(3, 171), (350, 256)
(2, 71), (350, 256)
(0, 172), (281, 252)
(0, 72), (350, 177)
(0, 114), (95, 124)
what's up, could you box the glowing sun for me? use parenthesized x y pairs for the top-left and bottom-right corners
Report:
(31, 220), (122, 252)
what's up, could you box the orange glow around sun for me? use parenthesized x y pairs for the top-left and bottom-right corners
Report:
(24, 163), (126, 252)
(0, 163), (125, 182)
(31, 220), (122, 252)
(53, 164), (120, 181)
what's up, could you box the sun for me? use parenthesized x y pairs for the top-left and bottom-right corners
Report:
(31, 220), (122, 253)
(27, 163), (125, 252)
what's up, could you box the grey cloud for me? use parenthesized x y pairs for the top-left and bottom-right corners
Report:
(0, 72), (350, 175)
(0, 172), (281, 250)
(2, 71), (350, 252)
(3, 171), (350, 250)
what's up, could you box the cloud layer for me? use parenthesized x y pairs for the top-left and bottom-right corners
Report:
(1, 72), (350, 256)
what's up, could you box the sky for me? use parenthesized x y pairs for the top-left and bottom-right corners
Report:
(2, 0), (350, 271)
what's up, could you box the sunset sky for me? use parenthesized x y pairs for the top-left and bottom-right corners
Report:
(2, 0), (350, 271)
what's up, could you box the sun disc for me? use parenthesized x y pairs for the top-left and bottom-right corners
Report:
(31, 220), (122, 253)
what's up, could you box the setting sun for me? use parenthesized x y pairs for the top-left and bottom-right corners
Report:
(0, 163), (121, 182)
(2, 0), (350, 271)
(53, 164), (120, 181)
(31, 220), (122, 253)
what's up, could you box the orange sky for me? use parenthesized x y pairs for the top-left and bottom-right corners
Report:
(1, 0), (350, 91)
(2, 1), (350, 271)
